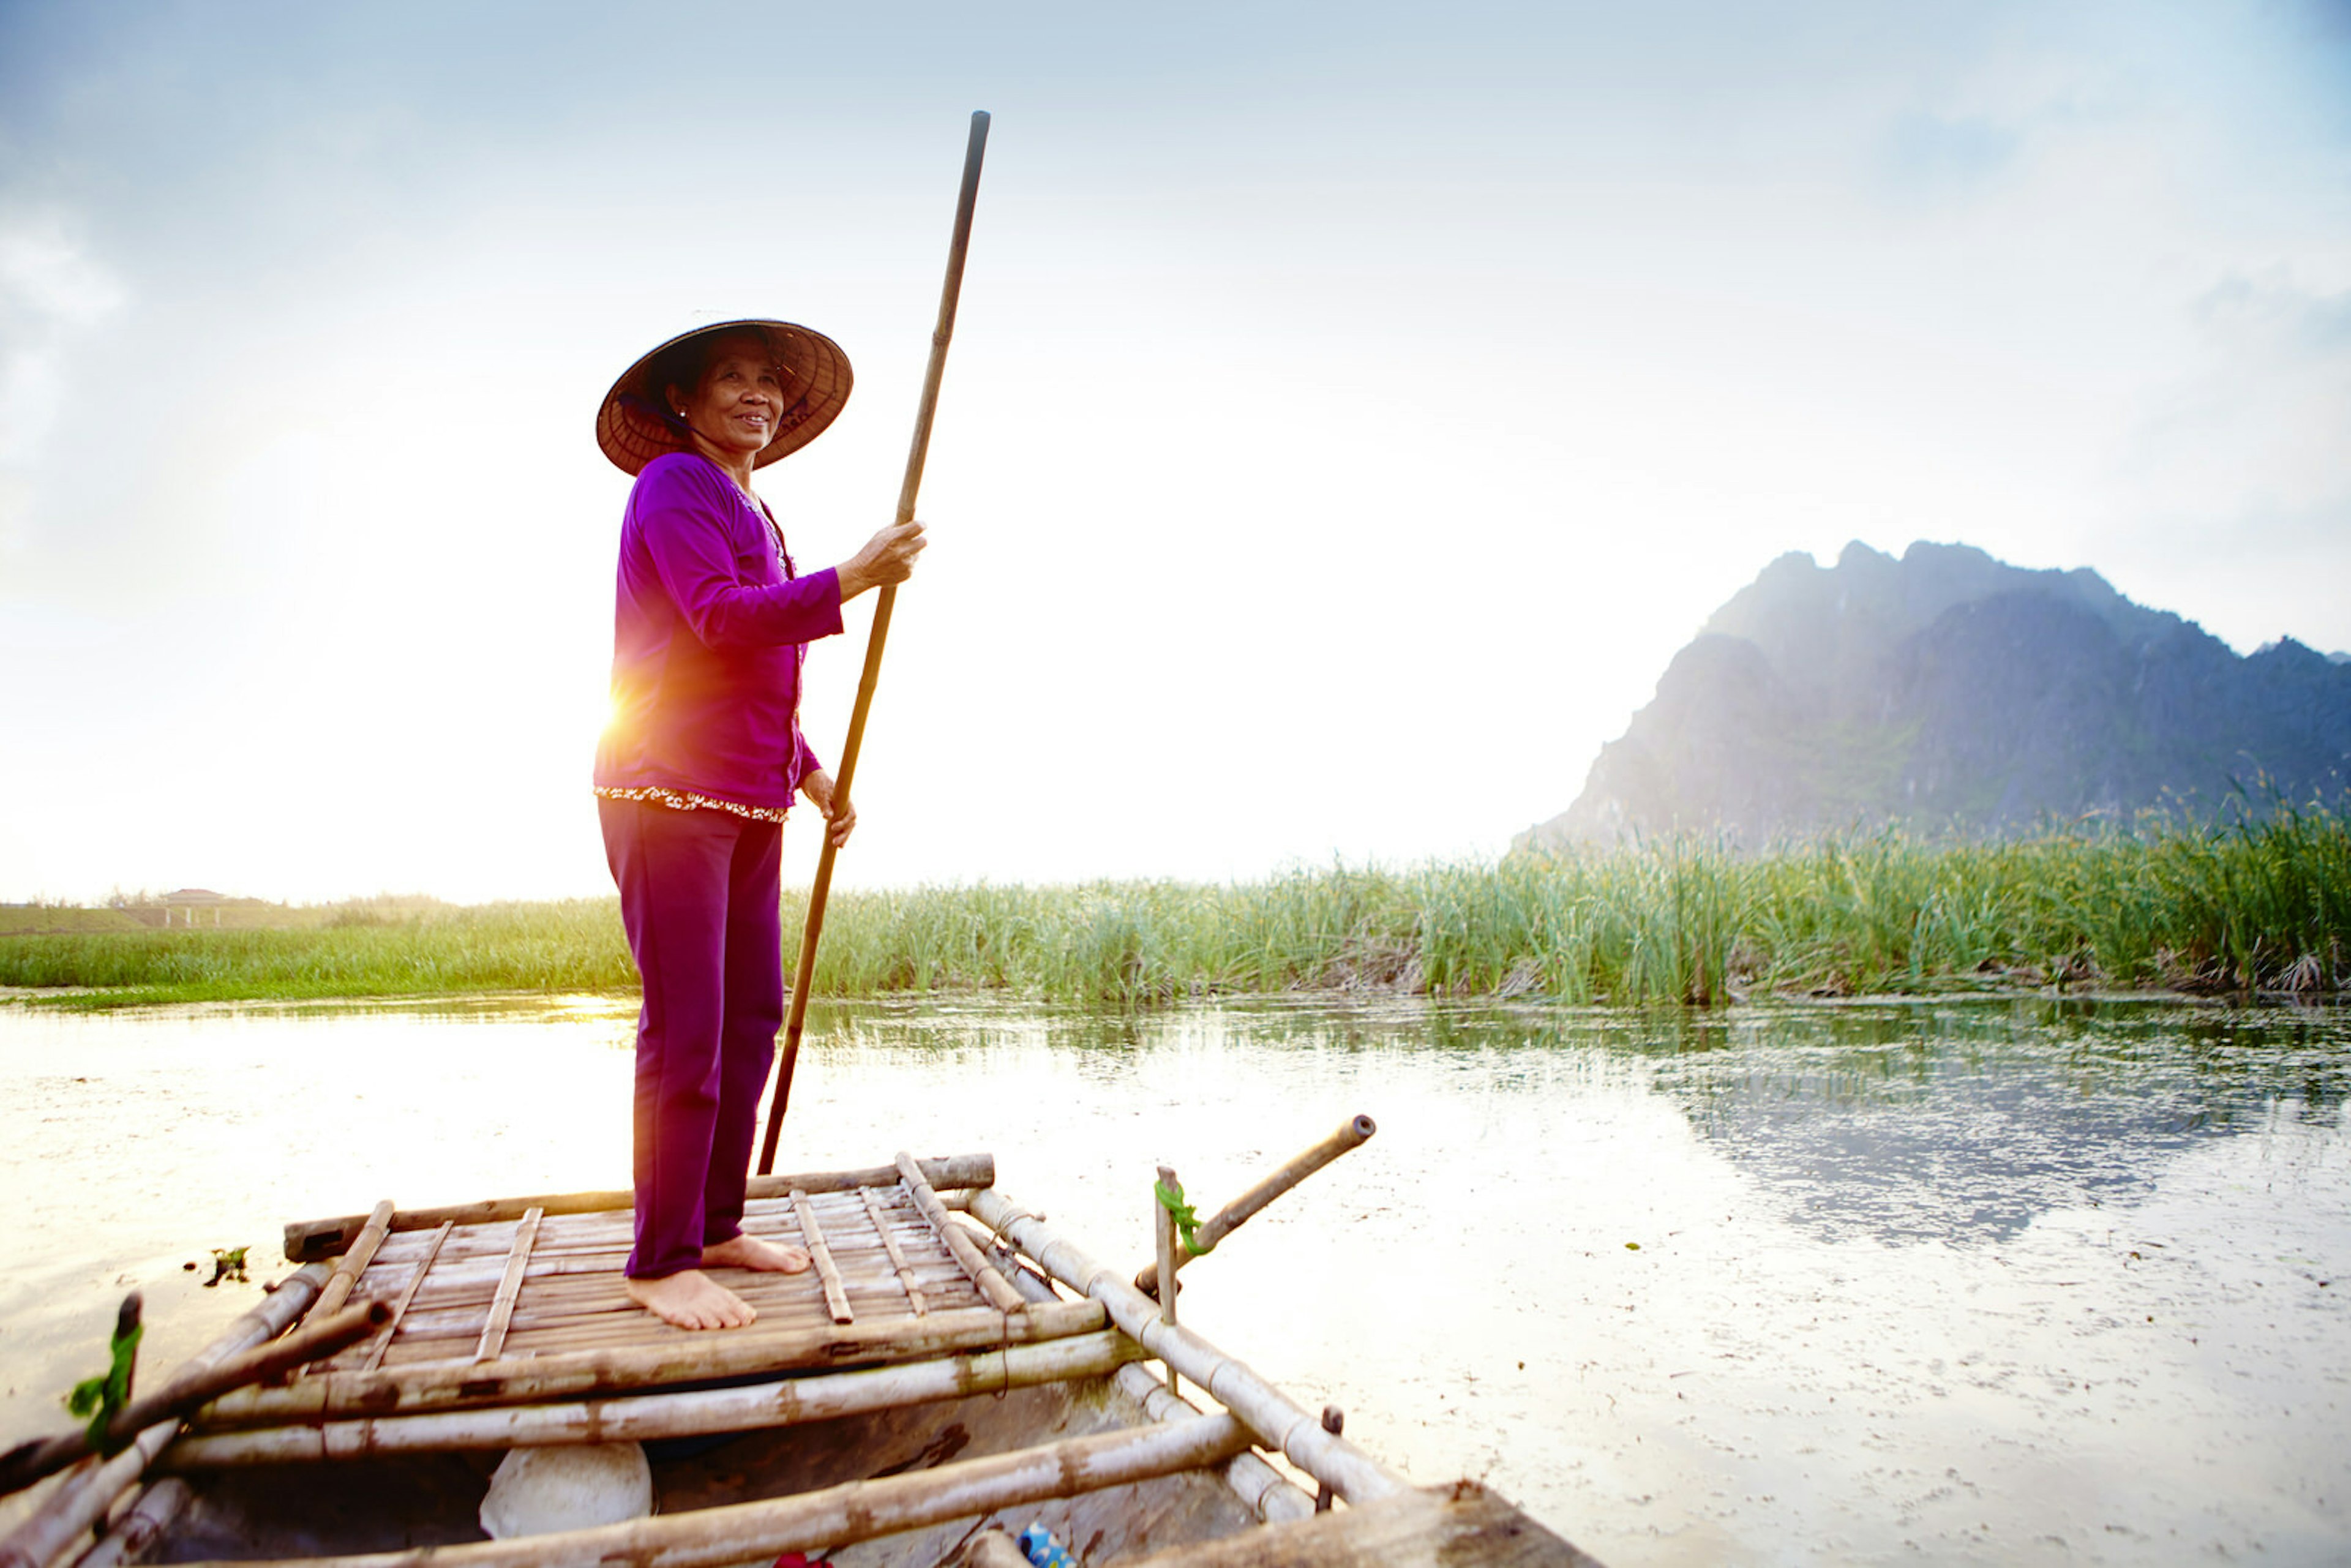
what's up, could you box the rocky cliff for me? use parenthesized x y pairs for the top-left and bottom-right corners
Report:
(1518, 541), (2351, 849)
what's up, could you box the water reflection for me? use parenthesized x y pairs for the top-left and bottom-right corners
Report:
(822, 995), (2351, 1247)
(3, 994), (2345, 1566)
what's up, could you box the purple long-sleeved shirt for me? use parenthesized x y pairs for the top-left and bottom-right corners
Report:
(593, 452), (843, 812)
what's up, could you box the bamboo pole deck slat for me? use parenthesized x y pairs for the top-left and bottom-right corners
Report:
(0, 1263), (331, 1568)
(897, 1152), (1026, 1315)
(364, 1194), (917, 1260)
(365, 1240), (955, 1303)
(313, 1200), (395, 1319)
(358, 1220), (451, 1373)
(352, 1269), (982, 1347)
(167, 1330), (1150, 1468)
(471, 1207), (542, 1362)
(167, 1404), (1252, 1568)
(789, 1189), (854, 1324)
(363, 1251), (981, 1330)
(349, 1274), (989, 1359)
(367, 1264), (984, 1346)
(283, 1155), (994, 1262)
(369, 1196), (929, 1273)
(211, 1168), (1027, 1428)
(862, 1182), (929, 1315)
(193, 1300), (1107, 1427)
(966, 1188), (1408, 1509)
(296, 1299), (1011, 1382)
(371, 1287), (1068, 1367)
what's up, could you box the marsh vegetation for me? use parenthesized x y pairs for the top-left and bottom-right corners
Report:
(4, 808), (2344, 1009)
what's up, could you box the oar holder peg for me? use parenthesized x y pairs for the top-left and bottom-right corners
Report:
(1133, 1114), (1377, 1300)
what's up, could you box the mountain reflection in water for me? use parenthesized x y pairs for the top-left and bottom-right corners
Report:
(852, 995), (2347, 1247)
(1626, 1002), (2349, 1245)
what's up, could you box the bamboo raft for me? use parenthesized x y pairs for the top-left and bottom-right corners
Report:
(2, 1142), (1600, 1568)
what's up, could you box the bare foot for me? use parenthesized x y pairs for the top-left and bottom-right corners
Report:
(626, 1269), (756, 1330)
(702, 1232), (812, 1274)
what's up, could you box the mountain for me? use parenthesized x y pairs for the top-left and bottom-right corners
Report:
(1519, 541), (2351, 849)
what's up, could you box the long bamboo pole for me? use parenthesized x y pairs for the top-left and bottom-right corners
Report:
(197, 1299), (1103, 1427)
(758, 109), (993, 1175)
(165, 1330), (1146, 1468)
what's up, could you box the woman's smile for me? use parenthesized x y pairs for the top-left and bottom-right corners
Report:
(678, 334), (790, 464)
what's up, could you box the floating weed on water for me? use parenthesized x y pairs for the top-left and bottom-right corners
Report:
(201, 1247), (248, 1287)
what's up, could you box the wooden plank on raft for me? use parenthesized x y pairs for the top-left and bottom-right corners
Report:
(312, 1198), (396, 1318)
(896, 1150), (1027, 1315)
(360, 1220), (452, 1372)
(1111, 1482), (1606, 1567)
(861, 1183), (928, 1315)
(375, 1255), (983, 1345)
(789, 1189), (854, 1325)
(473, 1207), (543, 1363)
(283, 1153), (997, 1262)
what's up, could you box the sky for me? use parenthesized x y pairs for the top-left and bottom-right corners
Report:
(2, 1), (2348, 904)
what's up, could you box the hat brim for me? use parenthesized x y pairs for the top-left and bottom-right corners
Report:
(595, 320), (853, 476)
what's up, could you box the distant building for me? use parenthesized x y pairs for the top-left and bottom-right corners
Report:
(163, 888), (225, 927)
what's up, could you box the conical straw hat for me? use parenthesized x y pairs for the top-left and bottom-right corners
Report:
(596, 318), (853, 476)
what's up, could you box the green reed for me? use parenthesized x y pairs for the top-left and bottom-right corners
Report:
(5, 807), (2344, 1009)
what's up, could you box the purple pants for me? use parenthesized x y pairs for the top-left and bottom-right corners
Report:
(599, 798), (784, 1280)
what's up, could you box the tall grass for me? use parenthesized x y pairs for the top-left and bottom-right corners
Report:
(4, 808), (2345, 1009)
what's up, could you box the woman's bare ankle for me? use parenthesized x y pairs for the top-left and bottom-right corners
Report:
(702, 1233), (812, 1274)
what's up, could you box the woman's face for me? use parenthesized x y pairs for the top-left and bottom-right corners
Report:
(676, 334), (787, 460)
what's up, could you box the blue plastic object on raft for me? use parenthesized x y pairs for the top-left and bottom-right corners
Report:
(1018, 1522), (1078, 1567)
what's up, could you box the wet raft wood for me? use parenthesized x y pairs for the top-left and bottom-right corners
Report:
(207, 1156), (1063, 1429)
(138, 1142), (1606, 1568)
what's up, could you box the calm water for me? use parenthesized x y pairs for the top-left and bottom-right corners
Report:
(1, 994), (2345, 1566)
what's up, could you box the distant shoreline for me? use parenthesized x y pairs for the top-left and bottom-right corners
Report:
(0, 983), (2322, 1019)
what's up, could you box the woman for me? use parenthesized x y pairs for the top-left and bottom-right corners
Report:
(592, 319), (924, 1330)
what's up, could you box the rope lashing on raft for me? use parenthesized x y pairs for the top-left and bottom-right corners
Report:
(64, 1296), (142, 1456)
(1153, 1177), (1215, 1256)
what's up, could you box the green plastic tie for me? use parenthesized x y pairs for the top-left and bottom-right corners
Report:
(65, 1318), (143, 1456)
(1154, 1177), (1214, 1256)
